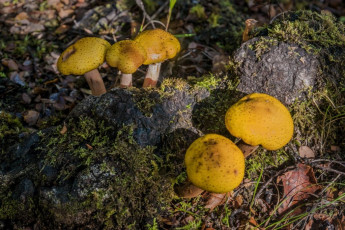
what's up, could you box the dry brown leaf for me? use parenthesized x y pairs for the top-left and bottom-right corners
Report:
(22, 93), (32, 104)
(58, 9), (74, 19)
(305, 219), (314, 230)
(23, 110), (40, 126)
(2, 58), (19, 71)
(86, 144), (93, 150)
(248, 216), (260, 228)
(277, 163), (321, 214)
(204, 192), (228, 210)
(331, 145), (341, 152)
(234, 194), (243, 208)
(60, 123), (67, 135)
(14, 12), (28, 21)
(55, 24), (70, 34)
(299, 146), (315, 158)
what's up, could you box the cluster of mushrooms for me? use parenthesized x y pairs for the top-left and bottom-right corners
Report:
(176, 93), (294, 202)
(57, 29), (294, 206)
(57, 28), (180, 96)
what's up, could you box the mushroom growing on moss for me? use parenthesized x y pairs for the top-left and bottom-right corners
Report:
(106, 40), (147, 88)
(175, 134), (245, 198)
(225, 93), (294, 157)
(57, 37), (110, 96)
(134, 28), (180, 87)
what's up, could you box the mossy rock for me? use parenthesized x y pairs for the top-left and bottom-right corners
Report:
(0, 81), (243, 229)
(234, 10), (345, 105)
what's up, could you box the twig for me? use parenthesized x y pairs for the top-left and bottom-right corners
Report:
(142, 20), (166, 31)
(299, 174), (341, 229)
(313, 165), (345, 176)
(309, 159), (345, 167)
(151, 0), (169, 20)
(135, 0), (155, 29)
(254, 165), (296, 200)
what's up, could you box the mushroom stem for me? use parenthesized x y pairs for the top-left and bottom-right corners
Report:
(237, 140), (259, 158)
(143, 63), (161, 87)
(84, 69), (106, 96)
(174, 178), (204, 198)
(120, 73), (133, 88)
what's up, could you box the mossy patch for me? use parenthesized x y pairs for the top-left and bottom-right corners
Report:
(36, 116), (176, 228)
(0, 111), (27, 155)
(191, 75), (242, 136)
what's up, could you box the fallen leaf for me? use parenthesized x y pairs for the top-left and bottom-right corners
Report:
(58, 9), (74, 19)
(60, 123), (67, 135)
(2, 58), (19, 71)
(55, 24), (70, 34)
(331, 145), (341, 152)
(204, 192), (228, 210)
(305, 219), (314, 230)
(277, 163), (321, 214)
(248, 216), (259, 227)
(299, 146), (315, 158)
(22, 93), (32, 104)
(234, 194), (243, 208)
(23, 110), (40, 126)
(15, 12), (28, 21)
(86, 144), (93, 150)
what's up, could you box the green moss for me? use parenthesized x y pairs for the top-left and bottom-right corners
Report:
(246, 148), (291, 180)
(249, 37), (279, 59)
(290, 83), (345, 155)
(0, 191), (35, 222)
(263, 11), (345, 62)
(188, 74), (220, 91)
(131, 88), (165, 117)
(0, 112), (27, 155)
(161, 78), (189, 92)
(37, 117), (176, 228)
(189, 4), (207, 19)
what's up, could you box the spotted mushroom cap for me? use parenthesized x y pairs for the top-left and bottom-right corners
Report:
(105, 40), (147, 74)
(185, 134), (245, 193)
(57, 37), (110, 75)
(225, 93), (294, 150)
(134, 28), (180, 65)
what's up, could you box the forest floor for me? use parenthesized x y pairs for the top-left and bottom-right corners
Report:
(1, 0), (345, 229)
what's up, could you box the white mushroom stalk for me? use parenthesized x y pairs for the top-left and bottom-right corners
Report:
(143, 63), (161, 87)
(134, 29), (181, 88)
(105, 40), (147, 88)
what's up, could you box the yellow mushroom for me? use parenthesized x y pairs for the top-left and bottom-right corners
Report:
(106, 40), (147, 88)
(225, 93), (294, 154)
(176, 134), (245, 197)
(134, 28), (180, 87)
(57, 37), (110, 96)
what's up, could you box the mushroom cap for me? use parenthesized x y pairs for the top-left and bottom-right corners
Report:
(57, 37), (110, 75)
(225, 93), (294, 150)
(134, 28), (180, 65)
(105, 40), (147, 74)
(185, 134), (245, 193)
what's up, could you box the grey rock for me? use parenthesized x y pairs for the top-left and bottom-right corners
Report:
(13, 178), (35, 202)
(234, 37), (320, 104)
(0, 85), (211, 229)
(69, 87), (208, 146)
